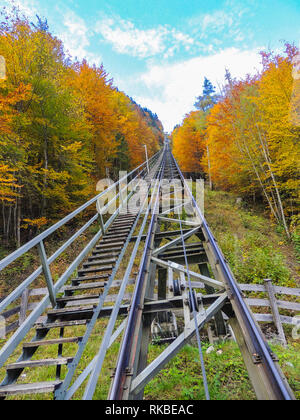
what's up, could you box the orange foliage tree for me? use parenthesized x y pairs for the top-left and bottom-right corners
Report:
(0, 8), (163, 245)
(172, 111), (206, 172)
(172, 44), (300, 237)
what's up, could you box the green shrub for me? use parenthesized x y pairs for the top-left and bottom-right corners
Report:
(217, 232), (292, 285)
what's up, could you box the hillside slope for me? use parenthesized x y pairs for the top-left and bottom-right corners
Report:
(204, 189), (299, 287)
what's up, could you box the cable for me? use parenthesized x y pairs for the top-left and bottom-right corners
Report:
(171, 150), (292, 400)
(178, 218), (210, 401)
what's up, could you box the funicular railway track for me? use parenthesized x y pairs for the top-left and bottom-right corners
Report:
(0, 141), (295, 400)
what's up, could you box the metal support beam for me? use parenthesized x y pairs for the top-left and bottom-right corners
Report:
(152, 257), (224, 290)
(109, 155), (166, 400)
(130, 293), (228, 396)
(199, 262), (227, 338)
(59, 161), (162, 401)
(131, 313), (153, 400)
(157, 268), (167, 301)
(37, 241), (56, 308)
(158, 216), (199, 226)
(152, 226), (200, 256)
(160, 200), (192, 216)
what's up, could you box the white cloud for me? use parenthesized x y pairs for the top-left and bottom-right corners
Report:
(135, 47), (263, 132)
(95, 17), (194, 58)
(3, 2), (101, 65)
(59, 10), (102, 65)
(60, 12), (88, 58)
(188, 1), (253, 51)
(58, 11), (101, 65)
(2, 0), (38, 18)
(201, 10), (234, 34)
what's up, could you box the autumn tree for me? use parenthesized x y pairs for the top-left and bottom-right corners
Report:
(173, 44), (299, 237)
(194, 77), (219, 189)
(172, 110), (206, 172)
(0, 8), (163, 245)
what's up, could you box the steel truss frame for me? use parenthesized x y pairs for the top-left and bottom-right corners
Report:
(0, 151), (162, 379)
(0, 142), (295, 401)
(106, 143), (294, 401)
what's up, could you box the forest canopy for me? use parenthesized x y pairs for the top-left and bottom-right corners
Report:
(172, 45), (300, 239)
(0, 9), (164, 246)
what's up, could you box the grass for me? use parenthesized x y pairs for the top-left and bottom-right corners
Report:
(204, 189), (299, 287)
(2, 331), (298, 400)
(0, 318), (125, 400)
(144, 341), (255, 400)
(144, 340), (300, 400)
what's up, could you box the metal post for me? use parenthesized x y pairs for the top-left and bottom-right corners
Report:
(158, 268), (167, 300)
(19, 288), (29, 326)
(37, 241), (56, 308)
(133, 254), (160, 400)
(98, 211), (105, 236)
(171, 149), (294, 400)
(144, 145), (149, 174)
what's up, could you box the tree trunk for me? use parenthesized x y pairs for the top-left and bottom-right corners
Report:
(256, 125), (290, 238)
(42, 134), (48, 216)
(13, 194), (17, 245)
(2, 201), (6, 238)
(6, 205), (12, 244)
(237, 136), (280, 223)
(206, 143), (213, 190)
(17, 195), (21, 248)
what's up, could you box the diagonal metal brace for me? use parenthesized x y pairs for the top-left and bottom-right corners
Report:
(152, 226), (200, 256)
(152, 257), (224, 290)
(157, 216), (200, 226)
(37, 241), (56, 308)
(130, 293), (228, 396)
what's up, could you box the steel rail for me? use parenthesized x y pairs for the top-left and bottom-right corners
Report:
(163, 146), (209, 398)
(0, 214), (98, 314)
(82, 164), (163, 400)
(170, 148), (293, 400)
(55, 198), (145, 399)
(60, 154), (164, 399)
(0, 152), (161, 314)
(0, 155), (161, 370)
(65, 318), (128, 400)
(109, 147), (166, 400)
(178, 219), (210, 400)
(0, 151), (160, 272)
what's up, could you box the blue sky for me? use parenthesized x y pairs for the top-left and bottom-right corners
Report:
(4, 0), (300, 131)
